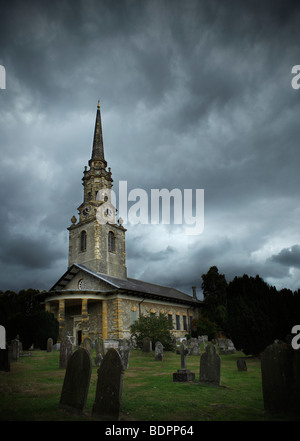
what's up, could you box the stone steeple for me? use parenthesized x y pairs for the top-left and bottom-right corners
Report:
(91, 100), (106, 164)
(67, 101), (127, 279)
(82, 101), (113, 205)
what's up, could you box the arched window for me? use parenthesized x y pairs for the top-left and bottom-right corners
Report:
(108, 231), (115, 252)
(80, 230), (87, 251)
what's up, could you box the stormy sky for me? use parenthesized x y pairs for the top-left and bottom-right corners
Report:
(1, 0), (300, 298)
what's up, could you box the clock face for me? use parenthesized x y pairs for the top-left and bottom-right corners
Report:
(78, 279), (87, 290)
(82, 207), (90, 217)
(96, 202), (116, 225)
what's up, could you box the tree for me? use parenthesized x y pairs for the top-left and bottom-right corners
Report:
(226, 274), (281, 355)
(0, 289), (58, 349)
(193, 314), (219, 340)
(201, 266), (228, 331)
(130, 313), (175, 350)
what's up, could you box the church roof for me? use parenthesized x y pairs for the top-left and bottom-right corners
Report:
(48, 263), (201, 306)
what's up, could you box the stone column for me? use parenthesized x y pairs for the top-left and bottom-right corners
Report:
(45, 302), (51, 313)
(58, 299), (65, 342)
(102, 299), (108, 340)
(81, 298), (89, 341)
(112, 298), (123, 338)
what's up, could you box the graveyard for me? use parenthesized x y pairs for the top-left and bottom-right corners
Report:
(1, 341), (299, 421)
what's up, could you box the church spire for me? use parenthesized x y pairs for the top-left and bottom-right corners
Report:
(91, 99), (105, 162)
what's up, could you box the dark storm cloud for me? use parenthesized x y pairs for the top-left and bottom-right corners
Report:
(1, 0), (300, 292)
(270, 245), (300, 269)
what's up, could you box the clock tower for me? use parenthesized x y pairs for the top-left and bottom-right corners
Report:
(67, 101), (127, 279)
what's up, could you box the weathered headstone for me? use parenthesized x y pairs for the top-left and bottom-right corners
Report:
(47, 337), (53, 353)
(173, 343), (195, 382)
(261, 341), (294, 412)
(218, 338), (227, 354)
(118, 340), (130, 369)
(95, 338), (105, 357)
(142, 337), (152, 352)
(227, 339), (236, 354)
(0, 345), (10, 372)
(94, 353), (103, 367)
(189, 338), (201, 356)
(104, 338), (120, 353)
(155, 341), (163, 361)
(59, 336), (73, 368)
(59, 347), (92, 414)
(92, 348), (124, 421)
(237, 359), (247, 371)
(81, 337), (92, 355)
(199, 343), (221, 385)
(0, 325), (6, 349)
(11, 338), (20, 362)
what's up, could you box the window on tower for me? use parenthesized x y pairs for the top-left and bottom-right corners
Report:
(80, 230), (87, 251)
(108, 231), (115, 252)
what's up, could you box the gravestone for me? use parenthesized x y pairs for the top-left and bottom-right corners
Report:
(237, 359), (247, 371)
(94, 353), (103, 367)
(81, 337), (92, 355)
(261, 341), (294, 412)
(104, 338), (120, 353)
(59, 347), (92, 414)
(189, 338), (201, 356)
(227, 339), (236, 354)
(155, 341), (163, 361)
(118, 339), (130, 369)
(0, 345), (10, 372)
(59, 336), (73, 368)
(95, 338), (105, 357)
(142, 337), (152, 352)
(0, 325), (6, 349)
(92, 348), (124, 421)
(173, 343), (195, 382)
(47, 338), (53, 353)
(218, 338), (227, 354)
(199, 343), (221, 385)
(11, 338), (20, 362)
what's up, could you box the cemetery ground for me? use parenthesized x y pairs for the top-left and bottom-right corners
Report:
(0, 347), (299, 422)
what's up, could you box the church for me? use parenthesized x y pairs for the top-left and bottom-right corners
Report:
(44, 102), (202, 345)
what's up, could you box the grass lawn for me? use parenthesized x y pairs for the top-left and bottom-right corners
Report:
(0, 347), (299, 421)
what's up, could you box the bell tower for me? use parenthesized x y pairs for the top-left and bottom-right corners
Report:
(68, 101), (127, 279)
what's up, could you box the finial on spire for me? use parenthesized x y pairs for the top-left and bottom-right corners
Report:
(97, 99), (100, 108)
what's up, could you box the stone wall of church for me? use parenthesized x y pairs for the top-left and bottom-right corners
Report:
(106, 296), (199, 340)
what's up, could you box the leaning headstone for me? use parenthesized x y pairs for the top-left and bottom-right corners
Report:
(155, 341), (163, 361)
(59, 348), (92, 414)
(59, 336), (73, 368)
(173, 343), (195, 382)
(81, 337), (92, 355)
(261, 341), (293, 412)
(199, 343), (221, 386)
(47, 338), (53, 353)
(92, 348), (124, 421)
(237, 359), (247, 371)
(0, 345), (10, 372)
(142, 337), (152, 352)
